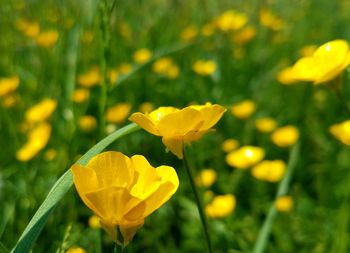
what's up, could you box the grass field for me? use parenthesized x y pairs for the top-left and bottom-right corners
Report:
(1, 0), (350, 252)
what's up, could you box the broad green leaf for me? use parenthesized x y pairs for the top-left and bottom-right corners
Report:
(11, 123), (140, 253)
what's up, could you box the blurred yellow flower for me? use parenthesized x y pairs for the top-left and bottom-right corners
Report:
(71, 151), (179, 245)
(251, 160), (286, 182)
(152, 57), (180, 79)
(133, 48), (152, 64)
(275, 196), (293, 212)
(205, 194), (236, 218)
(16, 122), (51, 161)
(35, 30), (59, 48)
(19, 20), (40, 38)
(259, 9), (285, 31)
(65, 247), (86, 253)
(106, 103), (132, 124)
(329, 120), (350, 145)
(139, 102), (154, 114)
(88, 215), (101, 229)
(226, 146), (265, 169)
(118, 63), (132, 74)
(72, 88), (90, 103)
(78, 68), (101, 88)
(79, 115), (97, 133)
(255, 117), (277, 133)
(25, 98), (57, 123)
(196, 168), (217, 187)
(44, 149), (57, 161)
(299, 45), (317, 57)
(81, 31), (94, 44)
(233, 26), (256, 45)
(215, 10), (247, 32)
(192, 60), (217, 76)
(0, 76), (20, 97)
(2, 94), (19, 108)
(231, 99), (256, 119)
(271, 125), (299, 147)
(201, 23), (215, 37)
(129, 103), (226, 159)
(291, 40), (350, 84)
(180, 26), (198, 42)
(221, 138), (239, 153)
(277, 67), (298, 85)
(108, 69), (119, 85)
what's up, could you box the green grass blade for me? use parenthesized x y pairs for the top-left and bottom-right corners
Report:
(11, 123), (140, 253)
(252, 142), (300, 253)
(0, 242), (10, 253)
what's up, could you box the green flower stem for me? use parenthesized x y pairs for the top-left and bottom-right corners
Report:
(252, 142), (300, 253)
(183, 147), (213, 253)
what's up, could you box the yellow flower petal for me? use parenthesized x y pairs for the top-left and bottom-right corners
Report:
(128, 112), (159, 136)
(162, 137), (184, 159)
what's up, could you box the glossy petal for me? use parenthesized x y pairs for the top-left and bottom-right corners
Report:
(157, 107), (204, 136)
(128, 113), (159, 136)
(162, 137), (184, 159)
(197, 104), (227, 130)
(87, 151), (134, 188)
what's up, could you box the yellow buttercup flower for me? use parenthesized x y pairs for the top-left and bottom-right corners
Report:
(152, 57), (180, 79)
(129, 103), (226, 159)
(275, 196), (293, 212)
(233, 26), (256, 45)
(251, 160), (286, 182)
(72, 88), (90, 103)
(226, 146), (265, 169)
(2, 94), (19, 108)
(16, 122), (51, 162)
(25, 98), (57, 123)
(277, 67), (298, 85)
(271, 125), (299, 147)
(79, 115), (97, 133)
(231, 99), (256, 119)
(78, 68), (101, 88)
(205, 194), (236, 218)
(35, 30), (59, 48)
(201, 23), (215, 37)
(259, 9), (285, 31)
(106, 103), (132, 124)
(118, 63), (132, 74)
(108, 69), (119, 85)
(192, 60), (217, 76)
(139, 102), (154, 114)
(329, 120), (350, 145)
(221, 138), (239, 153)
(291, 40), (350, 84)
(0, 76), (20, 97)
(133, 48), (152, 64)
(66, 247), (86, 253)
(196, 168), (217, 187)
(215, 10), (247, 32)
(180, 26), (198, 42)
(299, 45), (317, 57)
(71, 151), (179, 245)
(88, 215), (101, 229)
(255, 117), (277, 133)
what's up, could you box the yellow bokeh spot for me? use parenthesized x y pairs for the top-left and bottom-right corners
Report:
(231, 99), (256, 119)
(106, 103), (132, 124)
(196, 168), (217, 187)
(226, 146), (265, 169)
(255, 117), (277, 133)
(205, 194), (236, 218)
(275, 196), (293, 212)
(79, 115), (97, 133)
(251, 160), (286, 182)
(221, 138), (239, 153)
(271, 125), (299, 147)
(133, 48), (152, 64)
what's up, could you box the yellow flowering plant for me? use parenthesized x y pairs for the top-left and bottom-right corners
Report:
(71, 151), (179, 246)
(129, 103), (226, 159)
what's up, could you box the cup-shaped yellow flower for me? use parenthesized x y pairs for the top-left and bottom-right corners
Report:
(71, 151), (179, 246)
(129, 103), (226, 159)
(291, 40), (350, 84)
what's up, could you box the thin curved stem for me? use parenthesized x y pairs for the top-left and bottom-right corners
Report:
(182, 146), (213, 253)
(252, 142), (300, 253)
